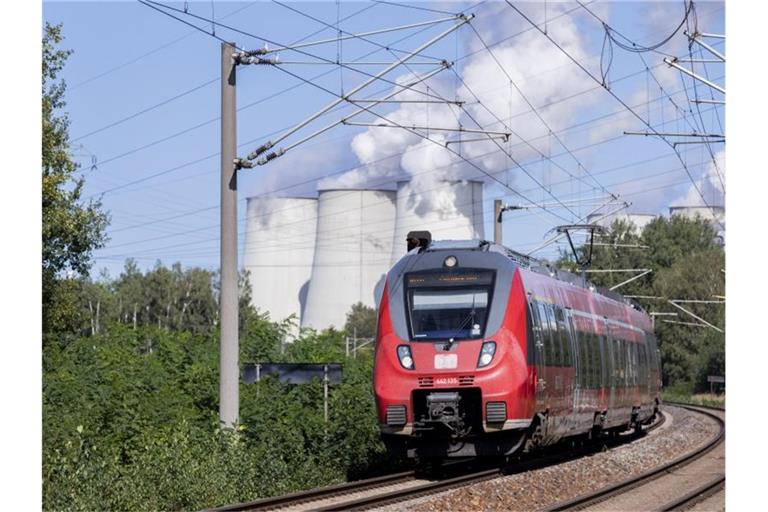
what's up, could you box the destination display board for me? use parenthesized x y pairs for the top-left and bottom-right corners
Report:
(242, 363), (343, 385)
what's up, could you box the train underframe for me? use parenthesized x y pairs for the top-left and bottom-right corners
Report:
(380, 387), (659, 460)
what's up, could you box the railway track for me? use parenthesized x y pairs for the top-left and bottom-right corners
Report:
(543, 403), (725, 512)
(211, 412), (666, 511)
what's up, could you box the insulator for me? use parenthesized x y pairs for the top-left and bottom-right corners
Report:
(256, 148), (285, 166)
(248, 141), (274, 160)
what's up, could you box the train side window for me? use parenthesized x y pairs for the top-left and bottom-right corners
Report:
(536, 303), (551, 366)
(556, 307), (572, 367)
(579, 331), (589, 388)
(584, 333), (592, 388)
(546, 304), (562, 367)
(624, 340), (631, 388)
(616, 339), (625, 388)
(589, 333), (596, 389)
(592, 334), (601, 388)
(632, 342), (639, 387)
(598, 335), (607, 389)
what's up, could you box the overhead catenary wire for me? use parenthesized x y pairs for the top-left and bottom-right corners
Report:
(86, 4), (450, 193)
(573, 0), (725, 199)
(506, 0), (724, 231)
(465, 22), (611, 196)
(85, 3), (728, 272)
(264, 0), (582, 218)
(103, 1), (728, 241)
(101, 92), (720, 241)
(73, 2), (380, 142)
(99, 146), (709, 260)
(95, 174), (699, 264)
(91, 0), (662, 193)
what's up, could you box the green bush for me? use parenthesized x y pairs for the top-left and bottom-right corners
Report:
(43, 320), (393, 511)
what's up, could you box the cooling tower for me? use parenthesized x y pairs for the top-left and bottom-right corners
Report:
(389, 180), (485, 265)
(301, 189), (396, 331)
(586, 213), (657, 234)
(243, 196), (318, 324)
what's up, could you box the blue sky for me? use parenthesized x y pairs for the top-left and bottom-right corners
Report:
(43, 1), (725, 277)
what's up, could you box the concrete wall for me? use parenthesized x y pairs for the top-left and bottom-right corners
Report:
(243, 196), (318, 325)
(301, 189), (396, 331)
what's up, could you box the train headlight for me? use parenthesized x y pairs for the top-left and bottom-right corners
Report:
(477, 341), (497, 368)
(397, 345), (415, 370)
(444, 255), (458, 268)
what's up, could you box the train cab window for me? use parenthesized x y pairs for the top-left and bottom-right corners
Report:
(409, 289), (489, 340)
(405, 269), (494, 341)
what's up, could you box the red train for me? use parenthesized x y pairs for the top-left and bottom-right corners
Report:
(373, 234), (661, 459)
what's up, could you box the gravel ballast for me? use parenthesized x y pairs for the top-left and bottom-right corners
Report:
(381, 406), (720, 512)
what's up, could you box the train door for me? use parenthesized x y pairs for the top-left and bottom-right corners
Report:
(555, 306), (573, 415)
(528, 299), (548, 410)
(564, 308), (581, 418)
(641, 333), (651, 399)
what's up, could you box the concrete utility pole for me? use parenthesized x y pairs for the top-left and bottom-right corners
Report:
(494, 199), (503, 244)
(220, 41), (239, 429)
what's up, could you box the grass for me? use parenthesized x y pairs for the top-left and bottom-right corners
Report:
(662, 390), (725, 409)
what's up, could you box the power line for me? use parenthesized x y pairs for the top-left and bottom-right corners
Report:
(85, 2), (447, 178)
(73, 2), (380, 145)
(371, 0), (466, 17)
(507, 0), (724, 230)
(261, 4), (579, 218)
(97, 1), (720, 234)
(465, 22), (610, 196)
(100, 87), (719, 240)
(97, 142), (715, 260)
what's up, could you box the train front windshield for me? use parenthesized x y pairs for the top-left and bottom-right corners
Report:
(405, 269), (494, 341)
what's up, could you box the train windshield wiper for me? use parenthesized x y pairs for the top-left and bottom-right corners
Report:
(443, 295), (477, 351)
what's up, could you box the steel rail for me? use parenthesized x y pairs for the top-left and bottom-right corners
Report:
(311, 414), (666, 511)
(657, 474), (725, 512)
(211, 413), (666, 511)
(543, 404), (725, 511)
(207, 470), (416, 511)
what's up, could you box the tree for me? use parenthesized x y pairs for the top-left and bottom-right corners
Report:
(555, 215), (725, 390)
(344, 302), (377, 339)
(42, 23), (109, 334)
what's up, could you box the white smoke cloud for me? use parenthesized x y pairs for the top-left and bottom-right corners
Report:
(320, 1), (601, 215)
(672, 149), (725, 207)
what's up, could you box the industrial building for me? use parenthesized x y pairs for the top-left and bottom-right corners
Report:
(669, 205), (726, 245)
(243, 196), (318, 324)
(243, 182), (724, 331)
(301, 188), (397, 331)
(586, 212), (658, 233)
(244, 180), (485, 331)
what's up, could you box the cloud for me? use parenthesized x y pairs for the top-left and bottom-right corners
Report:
(319, 1), (602, 209)
(672, 149), (725, 207)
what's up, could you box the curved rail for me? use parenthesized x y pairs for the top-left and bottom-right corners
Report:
(543, 404), (725, 512)
(309, 413), (667, 511)
(207, 471), (416, 512)
(211, 412), (666, 511)
(658, 474), (725, 511)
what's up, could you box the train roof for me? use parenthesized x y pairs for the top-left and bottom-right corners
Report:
(420, 239), (646, 314)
